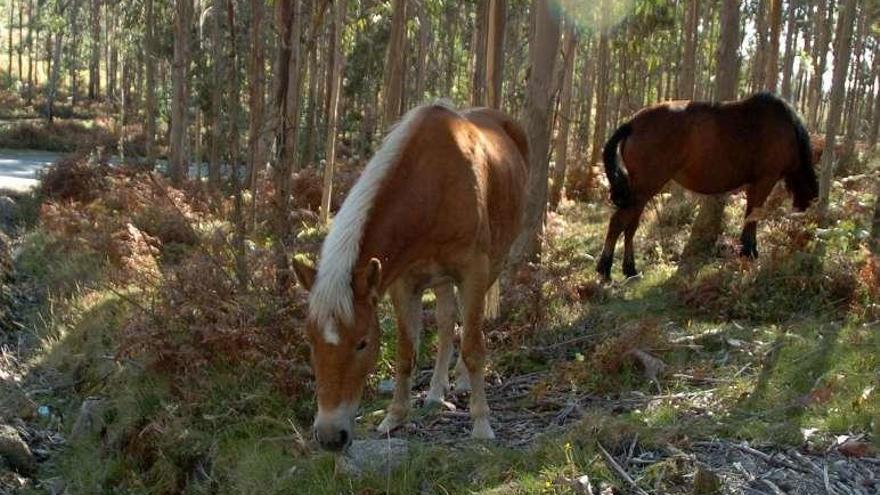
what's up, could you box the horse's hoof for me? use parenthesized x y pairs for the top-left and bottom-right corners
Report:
(471, 418), (495, 440)
(622, 263), (638, 279)
(377, 413), (405, 434)
(453, 375), (471, 394)
(596, 257), (613, 281)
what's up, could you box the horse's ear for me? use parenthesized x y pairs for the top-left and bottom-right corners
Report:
(292, 257), (317, 291)
(365, 258), (382, 294)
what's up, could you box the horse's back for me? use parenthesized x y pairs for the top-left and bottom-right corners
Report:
(360, 104), (527, 281)
(622, 95), (802, 195)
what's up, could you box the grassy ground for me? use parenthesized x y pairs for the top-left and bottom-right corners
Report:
(5, 155), (879, 494)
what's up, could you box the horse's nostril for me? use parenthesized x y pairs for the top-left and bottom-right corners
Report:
(339, 429), (349, 446)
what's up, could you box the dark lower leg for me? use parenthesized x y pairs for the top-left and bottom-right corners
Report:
(622, 206), (644, 278)
(740, 221), (758, 258)
(598, 208), (631, 280)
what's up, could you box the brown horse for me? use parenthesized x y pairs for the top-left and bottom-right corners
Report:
(598, 92), (817, 281)
(292, 101), (529, 451)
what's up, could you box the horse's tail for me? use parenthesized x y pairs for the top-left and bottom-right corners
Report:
(791, 112), (817, 188)
(603, 122), (633, 209)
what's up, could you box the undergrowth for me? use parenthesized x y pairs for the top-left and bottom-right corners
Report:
(9, 151), (880, 494)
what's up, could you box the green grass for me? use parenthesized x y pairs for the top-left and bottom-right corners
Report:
(12, 164), (880, 493)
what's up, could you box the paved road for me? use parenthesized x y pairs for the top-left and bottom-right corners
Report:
(0, 149), (63, 192)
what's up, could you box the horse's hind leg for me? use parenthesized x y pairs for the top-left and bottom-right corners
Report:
(622, 204), (646, 278)
(740, 180), (776, 258)
(378, 281), (423, 434)
(458, 256), (494, 439)
(598, 206), (639, 281)
(426, 282), (456, 405)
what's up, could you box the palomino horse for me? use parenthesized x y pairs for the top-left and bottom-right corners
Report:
(292, 101), (529, 451)
(597, 92), (817, 280)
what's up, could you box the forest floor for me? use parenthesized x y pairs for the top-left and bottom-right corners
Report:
(0, 151), (877, 494)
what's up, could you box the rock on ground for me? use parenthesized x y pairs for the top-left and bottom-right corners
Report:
(70, 397), (106, 441)
(0, 424), (35, 475)
(335, 438), (409, 478)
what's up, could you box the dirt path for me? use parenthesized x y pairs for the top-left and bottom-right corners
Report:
(0, 150), (63, 193)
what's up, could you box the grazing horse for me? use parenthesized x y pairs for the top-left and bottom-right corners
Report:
(292, 101), (529, 451)
(597, 92), (817, 281)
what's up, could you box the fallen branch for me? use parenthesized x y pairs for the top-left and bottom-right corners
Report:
(597, 442), (649, 495)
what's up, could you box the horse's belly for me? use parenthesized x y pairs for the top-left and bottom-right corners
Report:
(674, 166), (747, 195)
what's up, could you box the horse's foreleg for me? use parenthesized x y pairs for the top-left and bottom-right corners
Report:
(458, 257), (494, 440)
(740, 181), (775, 258)
(622, 204), (646, 278)
(377, 282), (423, 434)
(426, 282), (457, 405)
(598, 207), (636, 281)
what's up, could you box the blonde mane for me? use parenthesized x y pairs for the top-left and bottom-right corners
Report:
(309, 100), (458, 341)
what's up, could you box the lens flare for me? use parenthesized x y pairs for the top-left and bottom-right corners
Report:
(550, 0), (635, 33)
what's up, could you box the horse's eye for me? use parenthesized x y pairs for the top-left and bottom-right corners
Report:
(356, 339), (368, 351)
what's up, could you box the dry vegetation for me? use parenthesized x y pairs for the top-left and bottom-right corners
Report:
(0, 150), (875, 494)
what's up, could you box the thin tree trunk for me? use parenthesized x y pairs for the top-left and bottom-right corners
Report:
(486, 0), (505, 109)
(682, 0), (740, 260)
(751, 0), (768, 92)
(320, 0), (345, 224)
(679, 0), (699, 99)
(817, 0), (857, 217)
(382, 0), (407, 128)
(780, 0), (798, 100)
(414, 2), (430, 101)
(549, 26), (576, 211)
(144, 0), (157, 165)
(510, 0), (561, 264)
(88, 0), (100, 99)
(763, 0), (782, 91)
(471, 0), (488, 106)
(170, 0), (192, 185)
(247, 0), (265, 205)
(808, 0), (834, 128)
(46, 32), (62, 122)
(588, 23), (610, 171)
(209, 2), (224, 189)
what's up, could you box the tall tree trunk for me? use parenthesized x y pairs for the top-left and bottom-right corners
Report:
(209, 2), (224, 189)
(510, 0), (561, 264)
(780, 0), (798, 100)
(679, 0), (699, 99)
(8, 0), (13, 78)
(144, 0), (157, 165)
(808, 0), (834, 128)
(303, 37), (320, 167)
(25, 0), (32, 101)
(170, 0), (192, 185)
(46, 32), (62, 122)
(471, 0), (488, 106)
(817, 0), (857, 217)
(751, 0), (768, 92)
(549, 26), (576, 211)
(763, 0), (782, 91)
(870, 53), (880, 147)
(320, 0), (345, 224)
(588, 21), (610, 171)
(843, 8), (867, 154)
(413, 3), (430, 102)
(486, 0), (505, 109)
(247, 0), (265, 204)
(683, 0), (740, 260)
(88, 0), (100, 99)
(272, 0), (306, 293)
(443, 3), (456, 97)
(382, 0), (406, 128)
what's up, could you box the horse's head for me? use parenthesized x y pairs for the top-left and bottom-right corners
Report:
(292, 258), (383, 452)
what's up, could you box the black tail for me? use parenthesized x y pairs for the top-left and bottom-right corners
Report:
(603, 122), (633, 208)
(791, 110), (817, 198)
